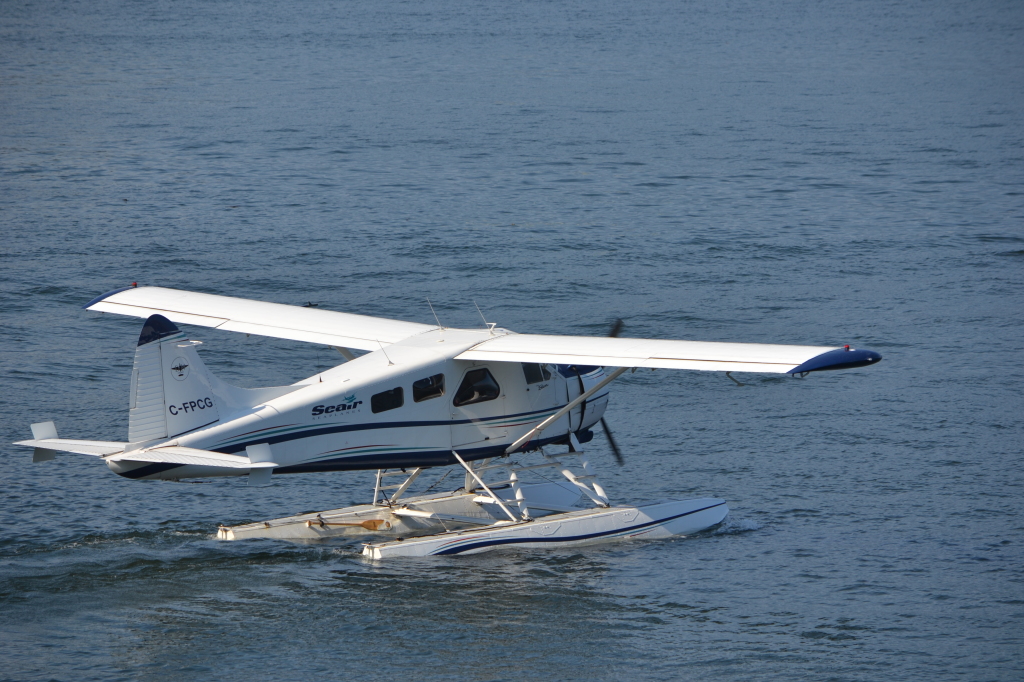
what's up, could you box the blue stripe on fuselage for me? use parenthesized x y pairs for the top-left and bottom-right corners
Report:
(216, 397), (607, 455)
(111, 394), (609, 480)
(111, 430), (592, 479)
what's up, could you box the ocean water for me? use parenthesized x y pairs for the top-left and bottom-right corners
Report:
(2, 1), (1023, 680)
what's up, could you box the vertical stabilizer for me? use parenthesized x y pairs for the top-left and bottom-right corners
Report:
(128, 315), (221, 442)
(127, 314), (299, 445)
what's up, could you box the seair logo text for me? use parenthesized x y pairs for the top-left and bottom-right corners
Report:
(169, 397), (214, 416)
(312, 395), (362, 417)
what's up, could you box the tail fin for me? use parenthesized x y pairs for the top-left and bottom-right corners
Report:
(128, 315), (297, 444)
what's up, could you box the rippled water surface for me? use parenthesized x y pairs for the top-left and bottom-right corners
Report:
(2, 1), (1023, 680)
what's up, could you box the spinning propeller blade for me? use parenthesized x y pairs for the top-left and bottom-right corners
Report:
(600, 417), (624, 467)
(608, 318), (624, 338)
(602, 318), (625, 465)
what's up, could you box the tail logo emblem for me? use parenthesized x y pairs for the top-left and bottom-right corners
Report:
(170, 357), (190, 381)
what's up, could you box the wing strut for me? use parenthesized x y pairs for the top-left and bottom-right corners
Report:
(505, 366), (631, 455)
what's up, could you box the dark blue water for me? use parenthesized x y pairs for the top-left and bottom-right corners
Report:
(2, 1), (1023, 679)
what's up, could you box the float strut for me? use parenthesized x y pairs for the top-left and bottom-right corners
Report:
(452, 451), (521, 522)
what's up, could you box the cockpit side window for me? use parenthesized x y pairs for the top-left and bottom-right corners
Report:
(413, 373), (445, 402)
(453, 368), (501, 407)
(371, 387), (404, 414)
(521, 363), (551, 384)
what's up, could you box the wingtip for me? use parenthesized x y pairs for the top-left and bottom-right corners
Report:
(82, 283), (139, 310)
(789, 347), (883, 375)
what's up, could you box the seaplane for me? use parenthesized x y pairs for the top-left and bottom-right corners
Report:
(15, 285), (882, 559)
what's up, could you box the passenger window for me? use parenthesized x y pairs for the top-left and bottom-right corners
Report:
(453, 368), (501, 407)
(522, 363), (551, 384)
(413, 373), (445, 402)
(371, 387), (404, 414)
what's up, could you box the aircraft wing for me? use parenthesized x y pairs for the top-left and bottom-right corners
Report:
(107, 446), (276, 469)
(456, 334), (881, 374)
(84, 286), (435, 350)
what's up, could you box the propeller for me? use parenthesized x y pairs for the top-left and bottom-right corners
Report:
(602, 318), (625, 466)
(608, 318), (624, 339)
(600, 417), (624, 466)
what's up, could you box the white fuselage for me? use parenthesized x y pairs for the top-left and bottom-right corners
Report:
(108, 328), (610, 480)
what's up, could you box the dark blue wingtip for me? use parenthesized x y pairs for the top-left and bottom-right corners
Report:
(137, 315), (180, 346)
(82, 284), (137, 309)
(789, 347), (883, 375)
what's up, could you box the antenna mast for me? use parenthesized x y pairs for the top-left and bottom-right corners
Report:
(376, 340), (395, 366)
(473, 300), (496, 335)
(426, 298), (443, 329)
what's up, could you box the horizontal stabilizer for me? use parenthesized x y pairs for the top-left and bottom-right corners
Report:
(15, 437), (126, 457)
(85, 286), (434, 351)
(108, 446), (278, 469)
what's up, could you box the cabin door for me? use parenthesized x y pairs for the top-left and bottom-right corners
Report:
(450, 366), (507, 450)
(522, 362), (564, 435)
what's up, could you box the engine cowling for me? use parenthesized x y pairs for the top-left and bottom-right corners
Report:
(556, 365), (610, 434)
